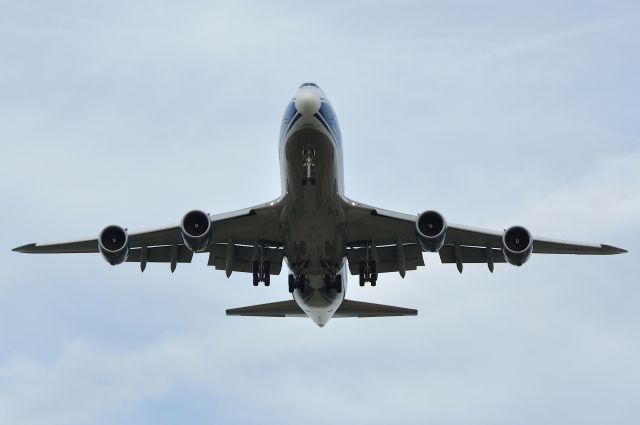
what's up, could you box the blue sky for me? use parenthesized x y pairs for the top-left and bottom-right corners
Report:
(1, 1), (639, 424)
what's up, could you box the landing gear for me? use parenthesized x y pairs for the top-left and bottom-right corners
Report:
(302, 149), (316, 186)
(288, 274), (306, 293)
(252, 261), (271, 286)
(358, 261), (378, 286)
(323, 274), (343, 293)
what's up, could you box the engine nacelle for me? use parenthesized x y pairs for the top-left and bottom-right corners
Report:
(98, 225), (129, 265)
(415, 210), (447, 252)
(502, 225), (533, 266)
(180, 210), (211, 252)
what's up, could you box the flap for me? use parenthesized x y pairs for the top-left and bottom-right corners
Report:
(346, 243), (424, 275)
(126, 245), (194, 264)
(208, 243), (284, 275)
(438, 245), (506, 264)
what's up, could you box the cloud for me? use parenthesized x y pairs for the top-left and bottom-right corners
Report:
(510, 151), (640, 239)
(1, 1), (639, 424)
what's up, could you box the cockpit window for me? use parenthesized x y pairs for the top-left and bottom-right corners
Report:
(299, 82), (319, 88)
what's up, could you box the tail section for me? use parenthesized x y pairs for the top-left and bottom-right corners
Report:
(226, 299), (417, 318)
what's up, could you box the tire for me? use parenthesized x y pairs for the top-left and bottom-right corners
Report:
(288, 274), (295, 293)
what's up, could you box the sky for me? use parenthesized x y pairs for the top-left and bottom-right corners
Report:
(1, 1), (639, 424)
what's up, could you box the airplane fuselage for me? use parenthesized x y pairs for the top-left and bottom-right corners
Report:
(279, 83), (347, 326)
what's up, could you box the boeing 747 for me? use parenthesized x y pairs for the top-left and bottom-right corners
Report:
(13, 82), (627, 326)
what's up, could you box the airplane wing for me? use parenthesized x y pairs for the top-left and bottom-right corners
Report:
(13, 200), (285, 275)
(343, 198), (627, 275)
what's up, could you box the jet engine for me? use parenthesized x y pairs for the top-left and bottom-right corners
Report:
(180, 210), (211, 252)
(502, 225), (533, 266)
(98, 225), (129, 265)
(415, 210), (447, 252)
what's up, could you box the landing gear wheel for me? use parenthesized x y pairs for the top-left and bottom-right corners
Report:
(264, 262), (271, 286)
(359, 260), (378, 286)
(296, 275), (306, 291)
(371, 261), (378, 284)
(252, 261), (259, 286)
(288, 274), (295, 293)
(323, 275), (331, 291)
(289, 274), (306, 293)
(253, 260), (271, 286)
(324, 274), (343, 293)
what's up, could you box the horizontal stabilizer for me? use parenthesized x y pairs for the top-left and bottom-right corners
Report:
(226, 300), (306, 317)
(226, 299), (417, 318)
(334, 299), (417, 317)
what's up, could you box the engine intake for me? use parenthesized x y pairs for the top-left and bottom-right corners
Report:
(502, 225), (533, 266)
(415, 210), (447, 252)
(98, 225), (129, 265)
(180, 210), (211, 252)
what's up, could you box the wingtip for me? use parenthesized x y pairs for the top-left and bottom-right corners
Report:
(12, 243), (35, 253)
(601, 244), (628, 254)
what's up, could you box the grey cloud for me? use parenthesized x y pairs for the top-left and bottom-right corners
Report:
(1, 1), (638, 424)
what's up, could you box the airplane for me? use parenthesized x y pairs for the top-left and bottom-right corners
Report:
(13, 82), (628, 327)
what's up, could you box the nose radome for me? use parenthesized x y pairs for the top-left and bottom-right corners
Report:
(295, 89), (321, 115)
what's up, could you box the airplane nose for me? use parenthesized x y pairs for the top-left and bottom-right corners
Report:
(295, 90), (321, 116)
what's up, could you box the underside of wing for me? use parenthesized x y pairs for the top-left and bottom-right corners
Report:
(13, 199), (286, 275)
(445, 224), (627, 255)
(342, 197), (626, 276)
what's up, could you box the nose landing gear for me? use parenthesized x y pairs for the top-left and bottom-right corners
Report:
(302, 149), (316, 185)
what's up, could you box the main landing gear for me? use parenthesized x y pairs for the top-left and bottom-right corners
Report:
(288, 274), (306, 293)
(302, 149), (316, 185)
(324, 274), (343, 293)
(252, 261), (270, 286)
(359, 261), (378, 286)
